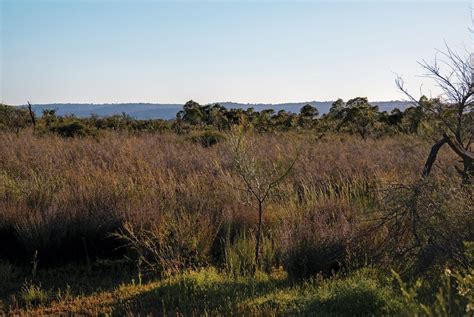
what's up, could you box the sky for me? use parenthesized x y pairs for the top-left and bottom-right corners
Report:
(0, 0), (471, 105)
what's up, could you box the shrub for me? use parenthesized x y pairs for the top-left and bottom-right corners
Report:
(282, 200), (355, 279)
(20, 281), (49, 308)
(52, 121), (91, 137)
(311, 269), (404, 316)
(115, 211), (220, 276)
(191, 130), (226, 147)
(223, 231), (256, 276)
(377, 176), (474, 273)
(223, 231), (277, 276)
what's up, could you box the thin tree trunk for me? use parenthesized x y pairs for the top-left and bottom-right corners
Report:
(255, 200), (263, 269)
(27, 102), (36, 128)
(462, 156), (473, 184)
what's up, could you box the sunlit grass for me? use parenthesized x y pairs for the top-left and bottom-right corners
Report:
(4, 265), (405, 316)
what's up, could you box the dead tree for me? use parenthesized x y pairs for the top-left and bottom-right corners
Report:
(396, 45), (473, 184)
(27, 101), (36, 128)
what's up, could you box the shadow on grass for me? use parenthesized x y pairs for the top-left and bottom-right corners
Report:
(1, 259), (138, 305)
(109, 270), (294, 316)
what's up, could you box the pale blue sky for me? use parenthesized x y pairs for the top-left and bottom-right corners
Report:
(0, 0), (471, 105)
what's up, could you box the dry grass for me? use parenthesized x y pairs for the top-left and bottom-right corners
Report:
(1, 130), (471, 315)
(0, 130), (455, 264)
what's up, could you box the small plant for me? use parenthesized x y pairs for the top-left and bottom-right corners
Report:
(56, 284), (73, 302)
(223, 232), (256, 276)
(20, 281), (49, 307)
(392, 266), (471, 317)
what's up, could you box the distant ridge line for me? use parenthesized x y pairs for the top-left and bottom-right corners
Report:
(25, 101), (412, 120)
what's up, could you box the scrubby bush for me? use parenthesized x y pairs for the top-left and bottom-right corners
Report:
(115, 213), (220, 276)
(281, 200), (356, 279)
(222, 231), (278, 276)
(191, 130), (226, 147)
(0, 104), (34, 134)
(19, 282), (49, 308)
(376, 176), (474, 273)
(310, 269), (404, 315)
(52, 120), (92, 137)
(392, 242), (474, 317)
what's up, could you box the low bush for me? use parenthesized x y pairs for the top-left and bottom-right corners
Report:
(281, 200), (356, 279)
(377, 176), (474, 273)
(222, 231), (278, 276)
(115, 211), (221, 276)
(191, 130), (226, 147)
(52, 121), (92, 138)
(20, 282), (49, 308)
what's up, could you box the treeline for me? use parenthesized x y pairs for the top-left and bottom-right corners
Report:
(0, 97), (448, 139)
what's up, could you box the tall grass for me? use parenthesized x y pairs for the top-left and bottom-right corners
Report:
(0, 130), (462, 271)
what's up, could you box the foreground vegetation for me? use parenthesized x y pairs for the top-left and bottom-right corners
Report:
(2, 260), (473, 316)
(0, 128), (472, 315)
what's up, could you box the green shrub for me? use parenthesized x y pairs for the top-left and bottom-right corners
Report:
(223, 232), (255, 276)
(191, 130), (226, 147)
(311, 270), (404, 316)
(52, 121), (91, 137)
(20, 281), (49, 308)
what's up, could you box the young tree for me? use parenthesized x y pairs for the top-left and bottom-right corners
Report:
(396, 45), (473, 183)
(230, 130), (298, 270)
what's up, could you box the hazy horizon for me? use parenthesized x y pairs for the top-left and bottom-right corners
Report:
(1, 0), (471, 105)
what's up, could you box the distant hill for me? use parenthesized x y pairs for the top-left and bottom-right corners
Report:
(28, 101), (412, 120)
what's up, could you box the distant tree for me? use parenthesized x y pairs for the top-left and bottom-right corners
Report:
(255, 109), (275, 132)
(298, 104), (319, 129)
(300, 104), (319, 118)
(181, 100), (204, 125)
(274, 110), (298, 131)
(396, 45), (473, 183)
(42, 109), (58, 130)
(328, 98), (345, 118)
(225, 108), (247, 126)
(0, 104), (33, 134)
(337, 97), (380, 139)
(205, 104), (229, 130)
(400, 105), (426, 134)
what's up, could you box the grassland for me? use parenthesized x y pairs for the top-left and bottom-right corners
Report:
(1, 130), (472, 316)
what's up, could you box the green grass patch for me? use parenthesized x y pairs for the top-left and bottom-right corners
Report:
(3, 264), (407, 316)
